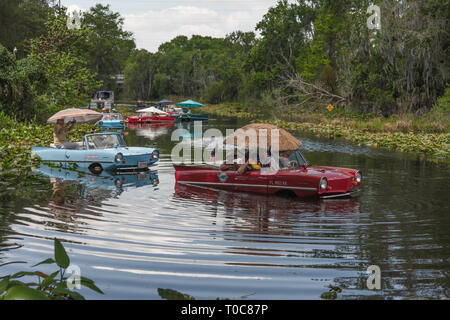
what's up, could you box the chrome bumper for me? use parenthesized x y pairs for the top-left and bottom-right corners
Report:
(320, 189), (360, 199)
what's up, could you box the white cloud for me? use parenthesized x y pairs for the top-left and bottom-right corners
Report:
(123, 5), (269, 52)
(62, 1), (279, 52)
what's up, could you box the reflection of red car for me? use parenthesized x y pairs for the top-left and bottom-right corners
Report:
(174, 150), (362, 199)
(174, 183), (361, 218)
(127, 115), (175, 123)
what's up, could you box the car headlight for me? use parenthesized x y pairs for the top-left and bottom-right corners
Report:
(319, 177), (328, 190)
(99, 121), (103, 125)
(152, 150), (159, 159)
(355, 172), (362, 183)
(115, 153), (123, 162)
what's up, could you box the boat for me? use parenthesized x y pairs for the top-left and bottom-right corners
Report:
(98, 112), (125, 129)
(175, 99), (209, 121)
(31, 132), (160, 174)
(158, 104), (183, 121)
(174, 153), (362, 199)
(173, 123), (362, 199)
(180, 110), (209, 122)
(89, 91), (115, 110)
(127, 106), (175, 123)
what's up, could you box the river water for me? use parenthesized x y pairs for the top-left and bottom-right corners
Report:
(0, 117), (448, 299)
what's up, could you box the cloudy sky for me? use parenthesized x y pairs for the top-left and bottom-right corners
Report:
(61, 0), (281, 52)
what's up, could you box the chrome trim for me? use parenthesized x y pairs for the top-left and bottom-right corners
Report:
(178, 181), (266, 188)
(268, 185), (317, 191)
(320, 189), (360, 199)
(178, 181), (316, 191)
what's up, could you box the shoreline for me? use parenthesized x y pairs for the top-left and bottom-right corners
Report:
(201, 104), (449, 163)
(1, 104), (448, 171)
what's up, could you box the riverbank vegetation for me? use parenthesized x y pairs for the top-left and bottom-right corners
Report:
(0, 112), (91, 171)
(202, 101), (449, 160)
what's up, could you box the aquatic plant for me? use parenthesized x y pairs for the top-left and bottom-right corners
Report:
(158, 288), (196, 300)
(0, 239), (103, 300)
(320, 285), (342, 300)
(0, 121), (92, 171)
(201, 104), (449, 162)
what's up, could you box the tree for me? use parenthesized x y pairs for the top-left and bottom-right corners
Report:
(252, 0), (317, 81)
(0, 0), (54, 58)
(0, 44), (46, 121)
(29, 8), (102, 112)
(123, 49), (156, 100)
(81, 4), (136, 90)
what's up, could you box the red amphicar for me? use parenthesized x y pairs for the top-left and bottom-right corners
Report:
(127, 106), (175, 123)
(174, 124), (362, 199)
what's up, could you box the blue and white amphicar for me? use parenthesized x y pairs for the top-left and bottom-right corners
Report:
(31, 132), (159, 174)
(98, 113), (125, 129)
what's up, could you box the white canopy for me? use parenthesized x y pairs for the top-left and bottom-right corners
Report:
(136, 106), (168, 115)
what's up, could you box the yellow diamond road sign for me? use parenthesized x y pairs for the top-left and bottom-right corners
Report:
(327, 104), (334, 112)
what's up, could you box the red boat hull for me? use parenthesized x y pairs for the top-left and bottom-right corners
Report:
(174, 165), (361, 199)
(127, 116), (175, 123)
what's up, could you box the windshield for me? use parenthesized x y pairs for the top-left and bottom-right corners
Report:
(98, 92), (111, 99)
(277, 150), (307, 169)
(86, 134), (126, 149)
(102, 113), (122, 120)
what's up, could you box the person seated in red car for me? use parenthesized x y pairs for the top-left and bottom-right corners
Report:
(237, 151), (261, 175)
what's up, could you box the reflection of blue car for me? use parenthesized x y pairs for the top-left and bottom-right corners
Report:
(98, 113), (125, 129)
(31, 132), (159, 174)
(33, 164), (159, 196)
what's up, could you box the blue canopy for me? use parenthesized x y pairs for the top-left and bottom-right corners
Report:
(156, 99), (173, 105)
(176, 99), (205, 108)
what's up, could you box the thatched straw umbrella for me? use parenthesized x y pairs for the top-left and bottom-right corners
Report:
(223, 123), (302, 152)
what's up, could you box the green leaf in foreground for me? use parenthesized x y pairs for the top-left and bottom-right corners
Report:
(4, 286), (50, 300)
(40, 270), (60, 290)
(32, 258), (55, 267)
(52, 287), (85, 300)
(158, 288), (196, 300)
(320, 291), (337, 300)
(80, 277), (104, 294)
(54, 238), (70, 269)
(0, 277), (9, 293)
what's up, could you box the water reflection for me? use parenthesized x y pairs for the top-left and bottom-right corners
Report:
(174, 183), (361, 222)
(25, 164), (160, 234)
(174, 183), (361, 268)
(34, 164), (159, 200)
(127, 123), (175, 139)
